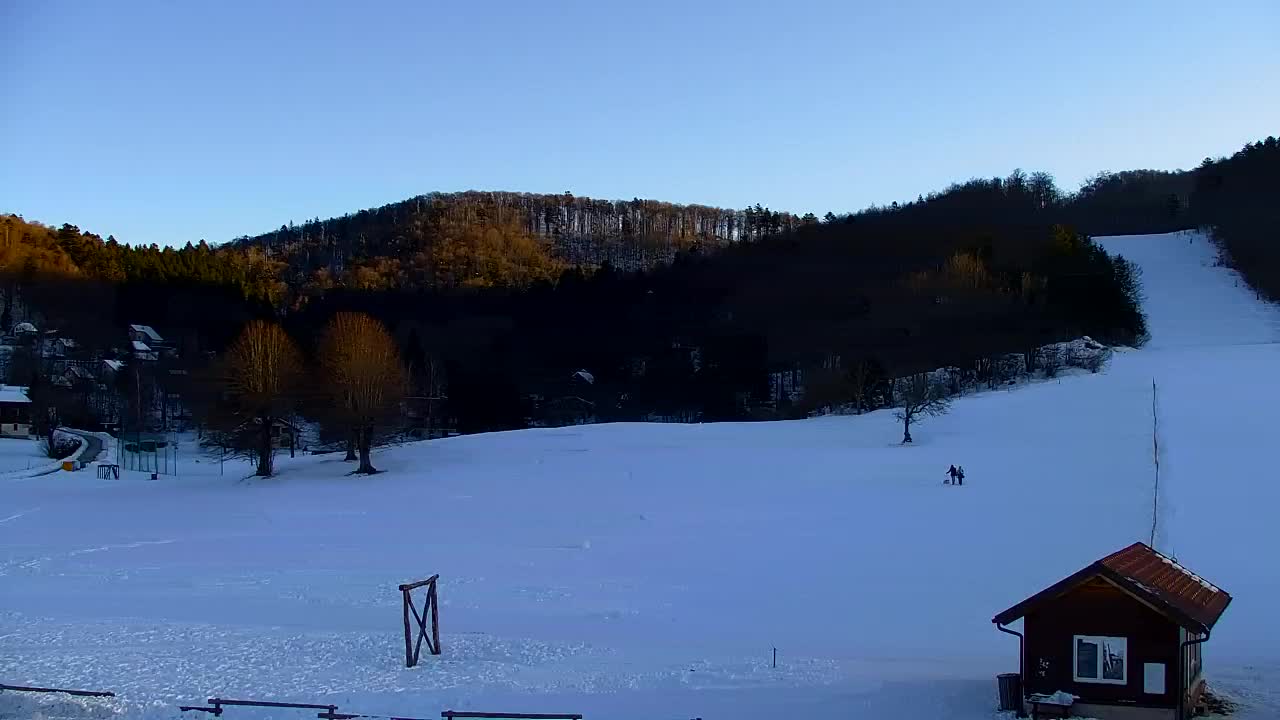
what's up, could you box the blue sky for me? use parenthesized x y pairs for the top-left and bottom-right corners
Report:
(2, 0), (1277, 247)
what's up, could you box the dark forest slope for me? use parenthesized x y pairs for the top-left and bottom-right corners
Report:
(1190, 136), (1280, 299)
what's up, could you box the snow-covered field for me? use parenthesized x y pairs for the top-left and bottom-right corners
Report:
(2, 231), (1278, 719)
(0, 431), (89, 480)
(0, 438), (47, 475)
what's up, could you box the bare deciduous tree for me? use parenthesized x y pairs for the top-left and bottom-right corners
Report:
(849, 359), (873, 414)
(26, 374), (73, 457)
(319, 312), (407, 474)
(216, 320), (304, 477)
(893, 373), (951, 444)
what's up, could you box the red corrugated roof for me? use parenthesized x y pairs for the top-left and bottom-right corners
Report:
(994, 542), (1231, 633)
(1100, 542), (1231, 632)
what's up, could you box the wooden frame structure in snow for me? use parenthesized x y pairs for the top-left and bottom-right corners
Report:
(399, 574), (441, 666)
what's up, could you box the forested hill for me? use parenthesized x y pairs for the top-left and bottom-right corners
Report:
(0, 169), (1201, 309)
(5, 136), (1276, 430)
(226, 171), (1196, 297)
(229, 192), (803, 294)
(1065, 169), (1193, 236)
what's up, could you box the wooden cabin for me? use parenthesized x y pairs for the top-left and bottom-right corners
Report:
(268, 418), (301, 450)
(0, 385), (32, 438)
(993, 542), (1230, 720)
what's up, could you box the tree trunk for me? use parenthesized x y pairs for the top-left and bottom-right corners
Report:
(345, 430), (357, 461)
(256, 417), (274, 476)
(356, 426), (377, 474)
(902, 410), (913, 444)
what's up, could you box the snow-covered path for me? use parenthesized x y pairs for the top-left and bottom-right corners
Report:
(2, 231), (1278, 719)
(1100, 231), (1280, 351)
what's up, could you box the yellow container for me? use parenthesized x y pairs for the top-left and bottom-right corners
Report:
(62, 461), (75, 471)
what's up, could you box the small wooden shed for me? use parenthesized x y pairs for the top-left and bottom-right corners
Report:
(993, 542), (1230, 720)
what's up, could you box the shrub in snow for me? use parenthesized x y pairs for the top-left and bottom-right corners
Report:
(1023, 337), (1112, 377)
(1060, 336), (1112, 374)
(1040, 346), (1064, 378)
(38, 432), (81, 460)
(997, 353), (1026, 385)
(928, 366), (966, 397)
(804, 337), (1110, 419)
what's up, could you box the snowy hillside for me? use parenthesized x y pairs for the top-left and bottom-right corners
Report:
(1094, 232), (1280, 699)
(2, 231), (1278, 719)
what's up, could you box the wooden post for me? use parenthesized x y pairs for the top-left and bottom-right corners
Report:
(429, 579), (441, 655)
(1151, 379), (1160, 548)
(402, 587), (415, 667)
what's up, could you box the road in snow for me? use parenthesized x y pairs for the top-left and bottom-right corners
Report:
(2, 231), (1278, 719)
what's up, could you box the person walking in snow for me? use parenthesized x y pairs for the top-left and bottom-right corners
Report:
(946, 465), (958, 484)
(956, 465), (965, 486)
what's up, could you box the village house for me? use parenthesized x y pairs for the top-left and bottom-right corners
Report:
(102, 359), (124, 378)
(128, 324), (175, 360)
(526, 369), (599, 428)
(0, 385), (32, 438)
(993, 542), (1230, 720)
(131, 340), (158, 361)
(41, 335), (78, 359)
(266, 418), (302, 450)
(56, 363), (96, 389)
(128, 324), (164, 347)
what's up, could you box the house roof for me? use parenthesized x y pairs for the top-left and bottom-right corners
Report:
(65, 365), (95, 379)
(0, 385), (31, 404)
(132, 340), (152, 352)
(993, 542), (1231, 635)
(129, 324), (164, 343)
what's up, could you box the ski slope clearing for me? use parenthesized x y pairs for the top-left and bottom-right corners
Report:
(2, 231), (1278, 719)
(1095, 232), (1280, 714)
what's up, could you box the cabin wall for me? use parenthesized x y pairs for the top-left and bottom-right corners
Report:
(0, 422), (31, 437)
(1072, 702), (1176, 720)
(0, 401), (31, 437)
(1024, 578), (1180, 709)
(1178, 628), (1207, 719)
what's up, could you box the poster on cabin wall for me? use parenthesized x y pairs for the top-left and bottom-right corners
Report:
(1144, 663), (1166, 694)
(1075, 636), (1127, 683)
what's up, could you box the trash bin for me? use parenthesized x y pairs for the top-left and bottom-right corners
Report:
(61, 460), (75, 472)
(997, 672), (1023, 714)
